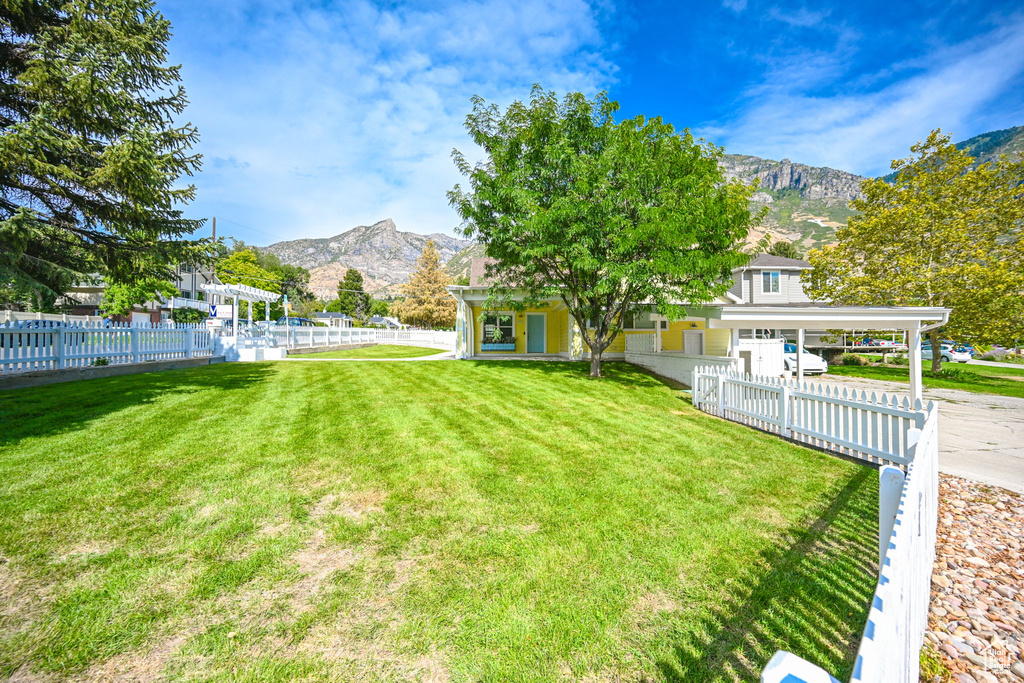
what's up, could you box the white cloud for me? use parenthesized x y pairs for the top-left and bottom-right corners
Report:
(722, 0), (747, 13)
(165, 0), (617, 243)
(702, 15), (1024, 176)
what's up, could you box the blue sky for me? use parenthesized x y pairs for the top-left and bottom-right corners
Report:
(160, 0), (1024, 244)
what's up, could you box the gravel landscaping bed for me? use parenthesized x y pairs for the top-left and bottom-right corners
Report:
(926, 474), (1024, 682)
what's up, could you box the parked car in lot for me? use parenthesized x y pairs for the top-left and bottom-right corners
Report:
(273, 316), (324, 327)
(941, 340), (975, 357)
(923, 343), (971, 363)
(853, 337), (903, 348)
(783, 343), (829, 375)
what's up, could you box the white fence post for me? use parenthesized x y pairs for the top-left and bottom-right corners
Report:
(878, 465), (906, 567)
(185, 327), (195, 358)
(54, 328), (66, 369)
(130, 327), (140, 363)
(716, 372), (725, 417)
(779, 385), (790, 438)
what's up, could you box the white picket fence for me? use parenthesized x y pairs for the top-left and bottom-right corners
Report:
(240, 326), (456, 351)
(690, 367), (942, 683)
(0, 322), (213, 374)
(0, 310), (104, 324)
(691, 367), (930, 466)
(850, 407), (939, 683)
(762, 404), (939, 683)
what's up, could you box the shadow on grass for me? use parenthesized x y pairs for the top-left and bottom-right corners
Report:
(465, 359), (681, 390)
(657, 466), (878, 682)
(0, 362), (277, 447)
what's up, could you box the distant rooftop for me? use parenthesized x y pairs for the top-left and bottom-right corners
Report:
(744, 254), (811, 269)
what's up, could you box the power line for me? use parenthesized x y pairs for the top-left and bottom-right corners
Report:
(216, 217), (287, 242)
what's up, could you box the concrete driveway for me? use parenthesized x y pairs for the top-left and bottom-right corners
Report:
(816, 375), (1024, 495)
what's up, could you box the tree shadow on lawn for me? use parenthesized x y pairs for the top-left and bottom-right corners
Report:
(657, 465), (878, 682)
(465, 359), (681, 390)
(0, 362), (277, 447)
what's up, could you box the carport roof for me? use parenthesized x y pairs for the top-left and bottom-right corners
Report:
(702, 304), (950, 330)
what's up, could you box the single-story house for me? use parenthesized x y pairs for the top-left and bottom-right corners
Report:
(315, 312), (354, 328)
(448, 257), (949, 401)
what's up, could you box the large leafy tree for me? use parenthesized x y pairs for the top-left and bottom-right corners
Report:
(805, 130), (1024, 371)
(449, 87), (758, 376)
(224, 240), (313, 315)
(392, 240), (455, 329)
(100, 276), (176, 317)
(215, 249), (280, 319)
(336, 268), (370, 319)
(1, 0), (209, 301)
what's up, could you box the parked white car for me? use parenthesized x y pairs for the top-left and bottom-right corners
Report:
(923, 343), (971, 363)
(783, 343), (829, 375)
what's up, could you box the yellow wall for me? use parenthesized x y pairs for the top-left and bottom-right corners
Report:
(472, 305), (566, 354)
(656, 320), (729, 356)
(660, 320), (706, 352)
(705, 329), (730, 356)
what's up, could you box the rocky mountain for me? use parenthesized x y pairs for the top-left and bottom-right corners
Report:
(262, 219), (472, 297)
(720, 124), (1023, 252)
(719, 154), (868, 252)
(444, 243), (486, 281)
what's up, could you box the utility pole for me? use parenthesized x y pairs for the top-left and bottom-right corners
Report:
(212, 216), (216, 241)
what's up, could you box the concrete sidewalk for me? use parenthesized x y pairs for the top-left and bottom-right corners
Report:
(816, 375), (1024, 494)
(967, 357), (1024, 369)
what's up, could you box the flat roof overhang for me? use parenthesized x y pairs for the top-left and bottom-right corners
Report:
(705, 305), (950, 330)
(201, 283), (281, 303)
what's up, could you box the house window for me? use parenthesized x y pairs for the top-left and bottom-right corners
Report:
(180, 290), (192, 300)
(622, 307), (656, 330)
(762, 271), (780, 294)
(482, 313), (514, 344)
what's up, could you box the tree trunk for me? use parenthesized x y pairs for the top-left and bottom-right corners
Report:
(928, 329), (942, 373)
(589, 348), (603, 377)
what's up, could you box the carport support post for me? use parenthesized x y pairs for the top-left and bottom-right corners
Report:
(796, 328), (805, 380)
(908, 322), (923, 404)
(231, 294), (238, 337)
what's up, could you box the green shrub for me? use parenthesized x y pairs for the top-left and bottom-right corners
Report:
(170, 307), (207, 324)
(919, 643), (952, 682)
(931, 366), (972, 380)
(840, 353), (869, 366)
(92, 357), (110, 366)
(887, 355), (909, 365)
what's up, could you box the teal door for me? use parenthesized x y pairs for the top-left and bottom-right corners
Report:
(526, 314), (545, 353)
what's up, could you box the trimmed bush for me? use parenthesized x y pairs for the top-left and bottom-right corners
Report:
(887, 355), (909, 366)
(840, 353), (869, 366)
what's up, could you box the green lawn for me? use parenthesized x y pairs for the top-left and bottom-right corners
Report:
(295, 344), (444, 359)
(0, 361), (877, 682)
(827, 361), (1024, 399)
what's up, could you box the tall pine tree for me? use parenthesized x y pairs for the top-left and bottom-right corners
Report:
(1, 0), (209, 303)
(336, 268), (369, 319)
(392, 241), (455, 329)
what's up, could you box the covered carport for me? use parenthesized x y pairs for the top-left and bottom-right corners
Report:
(705, 305), (951, 402)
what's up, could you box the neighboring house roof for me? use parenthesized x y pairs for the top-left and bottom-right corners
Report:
(744, 254), (811, 269)
(315, 312), (352, 319)
(469, 257), (498, 286)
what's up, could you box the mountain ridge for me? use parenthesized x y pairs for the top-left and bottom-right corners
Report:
(260, 125), (1022, 294)
(261, 218), (472, 297)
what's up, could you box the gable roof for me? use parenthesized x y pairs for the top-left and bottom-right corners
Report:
(469, 257), (498, 287)
(743, 254), (811, 269)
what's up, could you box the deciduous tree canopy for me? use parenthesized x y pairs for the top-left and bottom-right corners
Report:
(805, 130), (1024, 369)
(449, 87), (759, 376)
